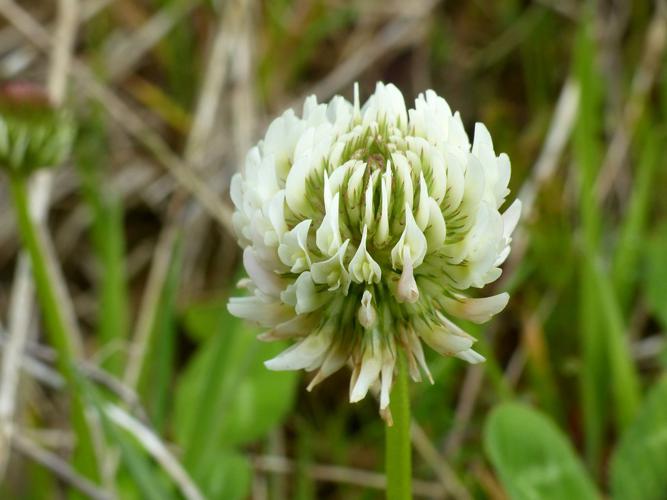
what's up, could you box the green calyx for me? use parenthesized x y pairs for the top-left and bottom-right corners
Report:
(0, 82), (74, 176)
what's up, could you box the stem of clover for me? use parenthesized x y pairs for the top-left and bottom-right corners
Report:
(386, 351), (412, 500)
(8, 172), (100, 483)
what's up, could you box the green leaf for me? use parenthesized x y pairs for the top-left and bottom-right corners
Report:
(612, 127), (659, 308)
(175, 298), (297, 479)
(610, 377), (667, 500)
(484, 403), (598, 500)
(198, 451), (251, 500)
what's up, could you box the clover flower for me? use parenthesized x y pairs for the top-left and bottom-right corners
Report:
(0, 81), (73, 175)
(228, 82), (521, 416)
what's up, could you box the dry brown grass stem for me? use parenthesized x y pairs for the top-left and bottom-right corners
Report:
(12, 431), (112, 500)
(252, 454), (446, 499)
(596, 5), (667, 199)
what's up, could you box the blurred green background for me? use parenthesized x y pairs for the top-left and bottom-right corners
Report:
(0, 0), (666, 498)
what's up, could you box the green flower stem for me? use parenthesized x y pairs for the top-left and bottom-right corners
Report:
(386, 352), (412, 500)
(8, 173), (100, 482)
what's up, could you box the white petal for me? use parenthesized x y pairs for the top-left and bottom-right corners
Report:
(307, 345), (347, 391)
(472, 122), (494, 160)
(455, 349), (486, 364)
(328, 160), (354, 194)
(357, 290), (377, 329)
(420, 327), (474, 357)
(278, 219), (312, 272)
(391, 153), (414, 209)
(449, 111), (470, 150)
(391, 206), (427, 269)
(415, 173), (430, 230)
(424, 145), (447, 203)
(257, 314), (316, 341)
(268, 191), (288, 239)
(435, 311), (475, 339)
(374, 168), (390, 245)
(380, 352), (396, 410)
(349, 226), (382, 284)
(443, 149), (465, 212)
(407, 330), (433, 383)
(363, 170), (380, 229)
(350, 353), (382, 403)
(243, 247), (282, 296)
(264, 330), (332, 371)
(442, 293), (509, 324)
(316, 192), (342, 256)
(396, 248), (419, 303)
(293, 272), (328, 314)
(311, 240), (351, 292)
(495, 153), (511, 206)
(502, 199), (522, 240)
(424, 198), (447, 251)
(227, 296), (291, 327)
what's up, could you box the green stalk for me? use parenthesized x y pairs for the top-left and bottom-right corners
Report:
(8, 173), (100, 483)
(385, 353), (412, 500)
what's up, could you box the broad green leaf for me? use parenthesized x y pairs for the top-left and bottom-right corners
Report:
(175, 299), (297, 479)
(484, 403), (598, 500)
(198, 451), (251, 500)
(610, 377), (667, 500)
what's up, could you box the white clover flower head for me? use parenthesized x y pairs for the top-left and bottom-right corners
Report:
(228, 82), (521, 419)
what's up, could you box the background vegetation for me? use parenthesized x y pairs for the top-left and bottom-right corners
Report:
(0, 0), (666, 498)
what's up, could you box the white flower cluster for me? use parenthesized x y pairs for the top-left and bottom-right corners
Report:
(228, 82), (520, 416)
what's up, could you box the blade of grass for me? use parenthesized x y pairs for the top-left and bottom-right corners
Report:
(87, 388), (170, 500)
(105, 404), (204, 500)
(75, 109), (128, 375)
(574, 12), (641, 457)
(612, 125), (661, 308)
(573, 13), (606, 470)
(587, 252), (641, 427)
(140, 236), (182, 431)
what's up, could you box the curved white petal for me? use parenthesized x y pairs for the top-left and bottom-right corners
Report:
(349, 226), (382, 284)
(442, 293), (509, 324)
(243, 247), (283, 296)
(391, 206), (427, 269)
(265, 329), (332, 371)
(311, 240), (351, 292)
(278, 219), (312, 272)
(316, 192), (342, 256)
(357, 290), (377, 329)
